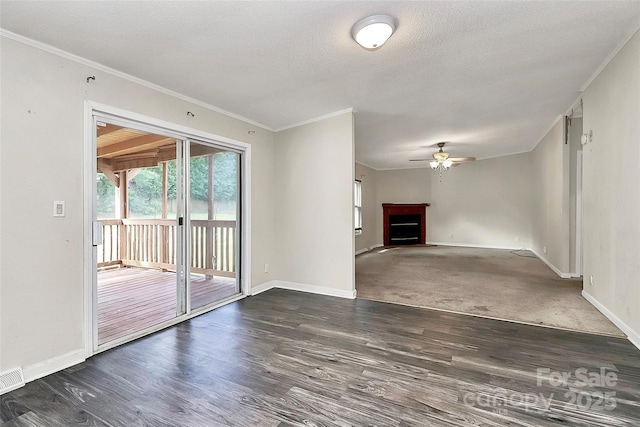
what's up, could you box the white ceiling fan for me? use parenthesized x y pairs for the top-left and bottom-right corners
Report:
(410, 142), (476, 171)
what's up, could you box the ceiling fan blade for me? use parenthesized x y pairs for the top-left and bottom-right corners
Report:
(409, 159), (431, 162)
(448, 157), (476, 162)
(450, 162), (461, 167)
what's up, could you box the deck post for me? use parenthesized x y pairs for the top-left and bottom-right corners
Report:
(162, 162), (168, 219)
(160, 162), (168, 269)
(206, 154), (215, 278)
(118, 170), (128, 260)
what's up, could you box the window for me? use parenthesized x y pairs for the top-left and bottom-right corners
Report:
(354, 180), (362, 234)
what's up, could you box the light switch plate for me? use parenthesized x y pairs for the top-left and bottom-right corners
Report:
(53, 200), (65, 217)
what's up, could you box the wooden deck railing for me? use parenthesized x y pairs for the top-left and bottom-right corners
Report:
(97, 219), (236, 278)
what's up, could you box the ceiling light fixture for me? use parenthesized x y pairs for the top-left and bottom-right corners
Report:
(430, 158), (453, 182)
(430, 143), (453, 175)
(409, 142), (476, 181)
(352, 15), (396, 50)
(430, 159), (453, 171)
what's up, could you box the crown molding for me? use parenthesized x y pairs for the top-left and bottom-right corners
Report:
(354, 160), (380, 171)
(0, 29), (274, 131)
(580, 24), (640, 92)
(273, 108), (356, 132)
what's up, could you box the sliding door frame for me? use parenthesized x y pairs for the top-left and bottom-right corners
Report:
(83, 101), (252, 356)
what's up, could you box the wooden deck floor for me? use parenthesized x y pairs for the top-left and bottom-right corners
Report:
(97, 268), (237, 345)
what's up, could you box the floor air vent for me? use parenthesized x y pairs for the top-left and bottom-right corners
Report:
(0, 367), (25, 395)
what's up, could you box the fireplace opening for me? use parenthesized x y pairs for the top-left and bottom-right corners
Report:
(389, 214), (421, 245)
(382, 203), (430, 246)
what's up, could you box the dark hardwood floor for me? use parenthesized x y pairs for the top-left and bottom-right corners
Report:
(2, 289), (639, 426)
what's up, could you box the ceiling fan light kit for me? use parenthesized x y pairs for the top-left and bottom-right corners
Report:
(352, 15), (396, 50)
(411, 142), (476, 179)
(431, 159), (453, 170)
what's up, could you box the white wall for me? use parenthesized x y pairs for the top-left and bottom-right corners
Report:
(531, 119), (571, 274)
(0, 37), (276, 373)
(355, 162), (377, 253)
(375, 168), (432, 245)
(582, 29), (640, 344)
(429, 153), (535, 249)
(274, 112), (355, 296)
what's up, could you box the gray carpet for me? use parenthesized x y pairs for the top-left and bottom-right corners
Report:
(356, 245), (624, 337)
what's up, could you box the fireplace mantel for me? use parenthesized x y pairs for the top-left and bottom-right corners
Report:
(382, 203), (430, 246)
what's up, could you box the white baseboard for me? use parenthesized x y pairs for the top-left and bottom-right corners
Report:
(249, 280), (277, 296)
(250, 280), (356, 299)
(530, 249), (572, 278)
(582, 290), (640, 350)
(355, 243), (384, 256)
(274, 280), (357, 299)
(23, 349), (86, 383)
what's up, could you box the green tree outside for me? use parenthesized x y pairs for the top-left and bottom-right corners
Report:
(96, 152), (237, 219)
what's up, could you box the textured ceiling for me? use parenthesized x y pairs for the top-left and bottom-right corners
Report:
(2, 1), (639, 169)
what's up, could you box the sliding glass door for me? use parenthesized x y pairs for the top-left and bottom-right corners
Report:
(92, 116), (242, 351)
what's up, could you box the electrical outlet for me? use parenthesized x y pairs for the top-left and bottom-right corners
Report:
(514, 236), (519, 242)
(543, 246), (548, 254)
(264, 263), (269, 273)
(590, 275), (594, 286)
